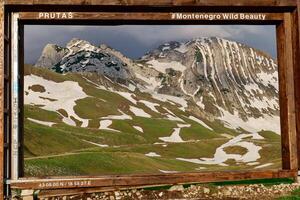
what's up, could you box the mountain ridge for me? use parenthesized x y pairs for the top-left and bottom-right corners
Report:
(33, 37), (280, 134)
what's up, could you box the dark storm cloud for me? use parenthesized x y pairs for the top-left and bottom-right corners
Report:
(24, 25), (276, 64)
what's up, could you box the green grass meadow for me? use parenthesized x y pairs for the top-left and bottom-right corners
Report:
(23, 65), (282, 177)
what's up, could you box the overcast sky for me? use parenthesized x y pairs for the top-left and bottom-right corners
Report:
(24, 25), (277, 64)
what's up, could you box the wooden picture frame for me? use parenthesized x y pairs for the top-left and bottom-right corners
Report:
(1, 0), (300, 199)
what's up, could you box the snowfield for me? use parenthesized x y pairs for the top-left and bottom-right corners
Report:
(27, 118), (56, 127)
(159, 124), (191, 143)
(175, 43), (189, 54)
(254, 163), (273, 169)
(147, 60), (187, 73)
(256, 71), (278, 91)
(99, 120), (120, 132)
(133, 126), (144, 133)
(151, 93), (188, 111)
(163, 107), (184, 122)
(82, 139), (109, 147)
(135, 73), (162, 91)
(177, 133), (263, 166)
(159, 170), (179, 173)
(218, 107), (280, 134)
(139, 100), (160, 113)
(188, 116), (213, 131)
(129, 106), (151, 118)
(145, 152), (161, 157)
(116, 91), (137, 104)
(24, 74), (89, 127)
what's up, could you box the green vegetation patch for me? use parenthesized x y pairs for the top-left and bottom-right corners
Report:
(212, 178), (294, 186)
(180, 117), (221, 140)
(24, 120), (92, 157)
(259, 130), (281, 142)
(28, 84), (46, 93)
(223, 146), (248, 155)
(24, 105), (62, 123)
(74, 97), (120, 119)
(24, 151), (200, 176)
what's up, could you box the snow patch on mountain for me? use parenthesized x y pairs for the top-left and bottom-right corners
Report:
(159, 170), (179, 173)
(254, 163), (273, 169)
(218, 107), (280, 134)
(159, 124), (191, 143)
(177, 133), (263, 166)
(135, 73), (162, 91)
(147, 60), (186, 73)
(247, 162), (260, 166)
(24, 74), (88, 127)
(27, 118), (56, 127)
(139, 100), (160, 113)
(256, 71), (278, 91)
(64, 38), (96, 59)
(133, 126), (143, 133)
(116, 91), (137, 104)
(175, 43), (189, 54)
(145, 152), (161, 157)
(151, 93), (188, 111)
(99, 120), (120, 132)
(196, 96), (205, 110)
(82, 77), (107, 90)
(129, 106), (151, 118)
(188, 116), (213, 131)
(82, 139), (109, 147)
(163, 107), (184, 122)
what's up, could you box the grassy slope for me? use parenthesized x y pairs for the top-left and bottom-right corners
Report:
(24, 119), (93, 157)
(23, 65), (282, 176)
(25, 152), (201, 176)
(256, 131), (282, 169)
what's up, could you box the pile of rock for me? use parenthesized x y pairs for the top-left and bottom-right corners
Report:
(183, 183), (300, 199)
(17, 183), (300, 200)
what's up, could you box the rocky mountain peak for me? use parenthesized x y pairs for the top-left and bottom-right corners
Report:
(135, 37), (279, 124)
(35, 38), (134, 83)
(158, 41), (181, 51)
(66, 38), (90, 48)
(35, 44), (68, 69)
(34, 37), (279, 129)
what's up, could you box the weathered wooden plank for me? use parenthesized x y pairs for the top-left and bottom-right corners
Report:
(277, 15), (288, 169)
(4, 0), (33, 4)
(0, 2), (298, 200)
(277, 13), (298, 170)
(277, 17), (288, 169)
(0, 0), (4, 199)
(284, 12), (298, 170)
(18, 12), (284, 21)
(296, 0), (300, 170)
(3, 0), (297, 7)
(10, 170), (297, 190)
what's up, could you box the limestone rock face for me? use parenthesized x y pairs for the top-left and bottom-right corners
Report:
(35, 38), (134, 84)
(35, 44), (68, 69)
(35, 37), (279, 124)
(140, 37), (278, 121)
